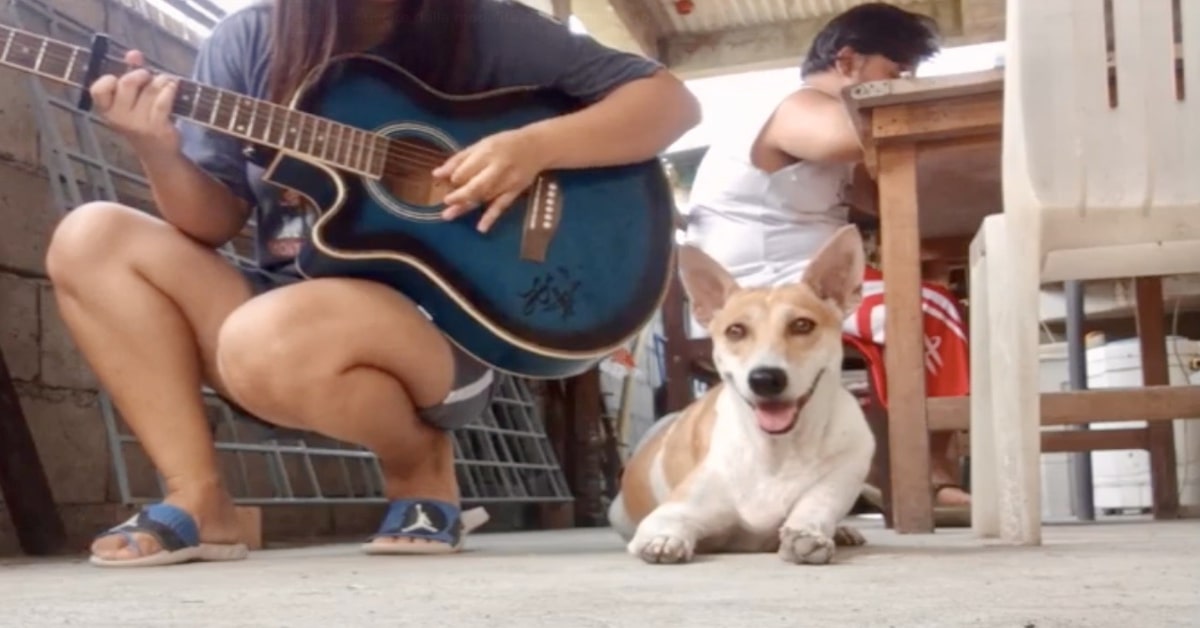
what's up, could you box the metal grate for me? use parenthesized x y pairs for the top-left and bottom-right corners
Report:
(13, 0), (572, 508)
(101, 375), (572, 506)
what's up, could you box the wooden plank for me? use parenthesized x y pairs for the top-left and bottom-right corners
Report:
(538, 381), (575, 529)
(566, 369), (604, 525)
(877, 143), (934, 534)
(1042, 428), (1149, 454)
(872, 93), (1003, 145)
(928, 387), (1200, 431)
(1135, 277), (1181, 520)
(0, 348), (66, 555)
(846, 69), (1005, 109)
(959, 428), (1149, 454)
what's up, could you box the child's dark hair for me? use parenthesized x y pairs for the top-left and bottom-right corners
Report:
(801, 3), (941, 78)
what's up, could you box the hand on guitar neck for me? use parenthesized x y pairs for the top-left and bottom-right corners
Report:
(87, 50), (181, 160)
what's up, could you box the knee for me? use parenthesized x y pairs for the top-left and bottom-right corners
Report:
(46, 202), (145, 287)
(215, 300), (329, 413)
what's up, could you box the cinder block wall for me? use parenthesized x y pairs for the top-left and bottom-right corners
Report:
(0, 0), (393, 556)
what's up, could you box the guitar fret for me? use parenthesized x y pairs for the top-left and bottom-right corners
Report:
(303, 114), (316, 156)
(368, 138), (380, 174)
(355, 131), (364, 171)
(187, 84), (199, 118)
(64, 47), (78, 81)
(333, 124), (345, 167)
(208, 90), (221, 125)
(285, 110), (300, 150)
(1, 32), (15, 65)
(342, 126), (353, 169)
(246, 98), (261, 143)
(291, 113), (302, 152)
(226, 96), (240, 132)
(33, 39), (46, 74)
(265, 105), (277, 146)
(318, 119), (331, 162)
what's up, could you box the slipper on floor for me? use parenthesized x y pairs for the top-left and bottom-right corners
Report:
(89, 503), (249, 568)
(361, 499), (489, 555)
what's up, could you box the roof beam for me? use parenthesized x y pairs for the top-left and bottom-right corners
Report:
(573, 0), (663, 59)
(663, 0), (971, 78)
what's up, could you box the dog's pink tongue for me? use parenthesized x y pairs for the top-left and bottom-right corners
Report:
(754, 402), (795, 433)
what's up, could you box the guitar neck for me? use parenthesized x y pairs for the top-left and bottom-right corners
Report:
(0, 25), (386, 177)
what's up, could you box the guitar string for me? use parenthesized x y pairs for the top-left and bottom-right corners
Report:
(1, 35), (456, 174)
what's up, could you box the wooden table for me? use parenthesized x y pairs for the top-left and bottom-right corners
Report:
(843, 69), (1004, 533)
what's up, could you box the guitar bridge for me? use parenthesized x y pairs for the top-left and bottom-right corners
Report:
(519, 174), (562, 263)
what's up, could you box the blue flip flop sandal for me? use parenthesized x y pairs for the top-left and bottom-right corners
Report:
(361, 499), (490, 555)
(89, 503), (249, 568)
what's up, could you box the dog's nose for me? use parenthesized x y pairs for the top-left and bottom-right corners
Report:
(748, 367), (788, 397)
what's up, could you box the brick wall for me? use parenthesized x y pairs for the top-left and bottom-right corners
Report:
(0, 0), (395, 556)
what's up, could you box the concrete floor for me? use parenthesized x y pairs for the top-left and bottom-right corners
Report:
(2, 517), (1197, 628)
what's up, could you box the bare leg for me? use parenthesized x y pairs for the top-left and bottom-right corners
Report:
(931, 431), (971, 506)
(45, 203), (253, 561)
(216, 278), (464, 549)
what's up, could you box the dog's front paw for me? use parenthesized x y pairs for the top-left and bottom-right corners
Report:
(628, 533), (694, 565)
(778, 525), (835, 565)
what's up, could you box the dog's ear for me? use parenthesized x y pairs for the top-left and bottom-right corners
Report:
(800, 224), (865, 316)
(677, 245), (740, 327)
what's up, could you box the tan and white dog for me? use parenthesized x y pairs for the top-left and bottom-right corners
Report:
(609, 224), (875, 565)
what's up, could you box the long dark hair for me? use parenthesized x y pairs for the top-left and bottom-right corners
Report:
(266, 0), (474, 104)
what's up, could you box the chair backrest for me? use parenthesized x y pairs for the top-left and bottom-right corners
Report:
(1003, 0), (1199, 223)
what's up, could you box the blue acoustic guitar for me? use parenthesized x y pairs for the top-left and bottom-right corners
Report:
(2, 28), (676, 379)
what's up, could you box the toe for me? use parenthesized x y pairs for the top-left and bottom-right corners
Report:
(91, 531), (161, 561)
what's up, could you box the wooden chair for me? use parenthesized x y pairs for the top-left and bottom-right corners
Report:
(969, 0), (1200, 544)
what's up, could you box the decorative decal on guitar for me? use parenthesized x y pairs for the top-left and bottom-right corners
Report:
(519, 267), (580, 320)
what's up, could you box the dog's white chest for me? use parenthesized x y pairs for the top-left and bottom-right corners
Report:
(728, 461), (820, 532)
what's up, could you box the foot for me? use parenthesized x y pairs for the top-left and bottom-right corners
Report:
(627, 515), (696, 565)
(91, 487), (243, 564)
(778, 524), (835, 565)
(629, 532), (694, 565)
(363, 498), (489, 554)
(934, 483), (972, 508)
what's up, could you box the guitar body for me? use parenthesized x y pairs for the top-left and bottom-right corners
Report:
(267, 55), (676, 379)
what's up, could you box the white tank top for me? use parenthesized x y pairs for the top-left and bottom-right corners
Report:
(683, 91), (855, 289)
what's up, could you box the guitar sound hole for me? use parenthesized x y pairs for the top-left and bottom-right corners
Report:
(381, 135), (454, 209)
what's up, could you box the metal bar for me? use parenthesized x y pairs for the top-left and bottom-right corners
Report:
(1064, 280), (1096, 521)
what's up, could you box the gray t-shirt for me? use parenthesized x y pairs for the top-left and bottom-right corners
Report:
(178, 0), (662, 273)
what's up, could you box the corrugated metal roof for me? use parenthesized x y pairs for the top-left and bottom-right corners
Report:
(648, 0), (930, 35)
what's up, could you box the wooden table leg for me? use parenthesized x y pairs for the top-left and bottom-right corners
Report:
(1133, 277), (1180, 519)
(877, 143), (934, 534)
(0, 347), (67, 555)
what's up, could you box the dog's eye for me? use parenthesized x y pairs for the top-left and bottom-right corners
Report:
(788, 317), (816, 335)
(724, 323), (747, 340)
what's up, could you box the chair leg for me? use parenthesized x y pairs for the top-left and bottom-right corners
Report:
(986, 218), (1042, 545)
(969, 234), (999, 538)
(1134, 277), (1181, 519)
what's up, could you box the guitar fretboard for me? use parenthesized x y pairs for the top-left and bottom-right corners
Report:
(0, 24), (392, 178)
